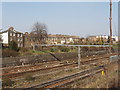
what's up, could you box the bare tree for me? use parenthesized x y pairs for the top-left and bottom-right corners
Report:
(30, 22), (48, 44)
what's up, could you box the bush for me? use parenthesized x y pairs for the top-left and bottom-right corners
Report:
(59, 47), (70, 52)
(2, 78), (14, 87)
(9, 41), (19, 51)
(20, 47), (29, 52)
(81, 47), (89, 52)
(23, 52), (33, 56)
(2, 49), (19, 57)
(50, 48), (59, 52)
(25, 74), (35, 81)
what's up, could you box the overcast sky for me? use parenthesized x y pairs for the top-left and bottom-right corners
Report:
(1, 2), (118, 37)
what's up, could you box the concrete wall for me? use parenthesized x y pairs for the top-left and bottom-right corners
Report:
(2, 50), (110, 67)
(2, 52), (78, 67)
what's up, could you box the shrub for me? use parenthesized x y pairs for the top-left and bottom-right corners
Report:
(2, 78), (14, 87)
(2, 49), (19, 57)
(81, 47), (89, 52)
(59, 47), (70, 52)
(9, 41), (19, 51)
(23, 52), (33, 56)
(20, 47), (29, 52)
(25, 74), (35, 81)
(50, 48), (59, 52)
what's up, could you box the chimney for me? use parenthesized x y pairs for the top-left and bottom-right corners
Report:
(9, 27), (14, 30)
(25, 32), (28, 34)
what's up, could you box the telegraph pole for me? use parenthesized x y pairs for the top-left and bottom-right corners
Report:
(109, 0), (112, 54)
(106, 0), (113, 89)
(78, 46), (81, 69)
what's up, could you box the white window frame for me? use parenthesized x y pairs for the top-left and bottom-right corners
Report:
(21, 44), (23, 47)
(18, 43), (20, 47)
(10, 38), (12, 41)
(17, 34), (19, 37)
(13, 33), (15, 36)
(10, 33), (12, 36)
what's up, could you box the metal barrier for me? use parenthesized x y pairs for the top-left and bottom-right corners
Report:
(33, 44), (110, 69)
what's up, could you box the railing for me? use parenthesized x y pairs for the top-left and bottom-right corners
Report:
(32, 44), (110, 69)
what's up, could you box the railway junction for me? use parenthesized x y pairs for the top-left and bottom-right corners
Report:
(1, 45), (119, 88)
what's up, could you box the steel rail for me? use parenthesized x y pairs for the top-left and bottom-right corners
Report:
(1, 56), (110, 78)
(24, 61), (118, 89)
(52, 69), (103, 88)
(34, 44), (110, 47)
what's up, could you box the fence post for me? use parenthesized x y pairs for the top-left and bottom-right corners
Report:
(33, 45), (35, 51)
(78, 46), (81, 69)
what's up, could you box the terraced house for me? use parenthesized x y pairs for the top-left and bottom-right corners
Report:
(0, 27), (24, 47)
(46, 34), (80, 44)
(23, 33), (81, 48)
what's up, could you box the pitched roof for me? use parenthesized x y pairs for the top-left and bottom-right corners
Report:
(0, 27), (23, 34)
(48, 34), (80, 38)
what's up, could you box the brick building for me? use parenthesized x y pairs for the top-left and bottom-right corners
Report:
(46, 34), (80, 44)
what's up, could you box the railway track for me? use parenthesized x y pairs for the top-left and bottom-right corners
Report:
(24, 61), (118, 89)
(2, 54), (115, 71)
(1, 55), (113, 78)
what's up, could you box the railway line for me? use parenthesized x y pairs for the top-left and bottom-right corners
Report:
(1, 54), (115, 79)
(1, 53), (115, 71)
(24, 60), (118, 89)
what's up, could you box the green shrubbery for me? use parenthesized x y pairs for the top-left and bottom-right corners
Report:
(50, 48), (59, 52)
(81, 47), (109, 52)
(2, 41), (20, 57)
(58, 47), (70, 52)
(9, 41), (20, 51)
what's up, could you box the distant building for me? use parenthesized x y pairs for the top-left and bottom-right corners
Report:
(46, 34), (80, 44)
(87, 36), (97, 42)
(23, 33), (81, 47)
(96, 35), (118, 43)
(23, 32), (32, 47)
(112, 36), (118, 43)
(0, 27), (24, 47)
(87, 35), (118, 44)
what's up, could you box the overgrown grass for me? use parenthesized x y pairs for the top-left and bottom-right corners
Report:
(2, 78), (15, 87)
(19, 47), (76, 56)
(24, 74), (35, 81)
(84, 65), (118, 88)
(112, 44), (118, 49)
(6, 46), (111, 57)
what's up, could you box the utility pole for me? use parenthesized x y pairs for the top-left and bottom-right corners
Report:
(78, 46), (81, 69)
(109, 0), (112, 54)
(106, 0), (113, 89)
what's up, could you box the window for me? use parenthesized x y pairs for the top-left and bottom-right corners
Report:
(10, 38), (12, 41)
(21, 44), (23, 47)
(10, 33), (12, 36)
(21, 39), (22, 41)
(18, 39), (20, 41)
(21, 34), (22, 37)
(17, 34), (19, 37)
(18, 43), (20, 47)
(13, 33), (15, 36)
